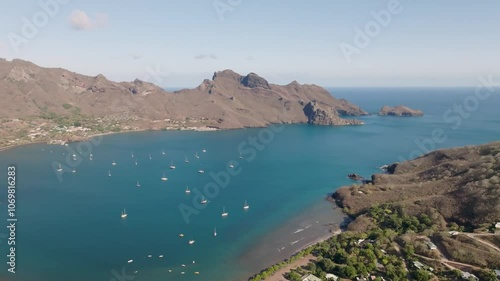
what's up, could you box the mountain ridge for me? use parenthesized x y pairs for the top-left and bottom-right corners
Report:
(0, 58), (368, 147)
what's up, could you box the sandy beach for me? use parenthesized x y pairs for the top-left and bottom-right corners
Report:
(262, 254), (316, 281)
(237, 198), (346, 281)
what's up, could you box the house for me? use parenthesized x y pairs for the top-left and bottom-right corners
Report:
(495, 222), (500, 234)
(326, 273), (339, 281)
(425, 241), (437, 250)
(413, 261), (424, 270)
(461, 271), (478, 280)
(302, 274), (322, 281)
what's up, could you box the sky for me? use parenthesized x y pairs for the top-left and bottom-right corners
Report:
(0, 0), (499, 88)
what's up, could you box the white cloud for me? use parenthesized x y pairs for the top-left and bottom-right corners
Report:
(195, 54), (217, 60)
(69, 10), (108, 31)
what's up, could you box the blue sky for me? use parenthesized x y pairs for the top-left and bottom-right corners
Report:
(1, 0), (499, 87)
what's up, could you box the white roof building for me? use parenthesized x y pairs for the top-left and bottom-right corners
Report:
(326, 273), (339, 281)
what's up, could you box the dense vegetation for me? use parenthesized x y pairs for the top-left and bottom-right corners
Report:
(249, 247), (313, 281)
(248, 204), (499, 281)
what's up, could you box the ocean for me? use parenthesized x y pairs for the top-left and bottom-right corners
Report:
(0, 87), (499, 281)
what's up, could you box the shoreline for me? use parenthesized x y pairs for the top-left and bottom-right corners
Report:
(248, 228), (343, 281)
(0, 115), (367, 153)
(0, 140), (48, 152)
(239, 198), (346, 281)
(0, 126), (223, 153)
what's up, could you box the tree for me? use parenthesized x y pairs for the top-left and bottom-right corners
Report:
(306, 262), (316, 272)
(333, 249), (349, 264)
(477, 269), (497, 281)
(404, 245), (415, 259)
(287, 271), (301, 281)
(319, 258), (335, 273)
(355, 263), (368, 277)
(340, 265), (357, 279)
(413, 269), (431, 281)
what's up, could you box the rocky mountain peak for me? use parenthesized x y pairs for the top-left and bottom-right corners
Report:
(240, 72), (271, 89)
(212, 69), (242, 82)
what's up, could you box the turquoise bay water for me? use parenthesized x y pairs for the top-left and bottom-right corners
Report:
(0, 88), (499, 281)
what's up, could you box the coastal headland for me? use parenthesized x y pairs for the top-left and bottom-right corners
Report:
(248, 141), (500, 281)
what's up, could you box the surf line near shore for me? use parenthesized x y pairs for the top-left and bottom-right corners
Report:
(242, 197), (347, 281)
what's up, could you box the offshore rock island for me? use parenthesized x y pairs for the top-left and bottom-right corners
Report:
(0, 58), (367, 149)
(378, 105), (424, 116)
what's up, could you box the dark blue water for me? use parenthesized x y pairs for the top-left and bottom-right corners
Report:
(0, 88), (499, 281)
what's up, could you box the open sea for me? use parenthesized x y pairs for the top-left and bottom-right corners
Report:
(0, 88), (499, 281)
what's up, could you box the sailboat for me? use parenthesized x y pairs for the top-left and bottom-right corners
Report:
(185, 186), (191, 194)
(121, 209), (127, 218)
(162, 149), (166, 155)
(169, 161), (176, 169)
(184, 156), (189, 163)
(72, 154), (77, 160)
(57, 163), (63, 172)
(200, 196), (207, 204)
(72, 168), (76, 173)
(202, 148), (206, 153)
(229, 162), (234, 168)
(112, 159), (117, 166)
(195, 152), (199, 159)
(89, 153), (93, 160)
(239, 153), (243, 159)
(188, 240), (195, 245)
(108, 170), (111, 177)
(135, 159), (138, 165)
(149, 153), (152, 160)
(213, 227), (217, 237)
(161, 172), (168, 181)
(198, 169), (205, 174)
(131, 152), (134, 158)
(221, 207), (229, 217)
(136, 181), (141, 188)
(243, 200), (250, 210)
